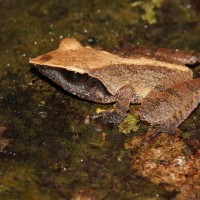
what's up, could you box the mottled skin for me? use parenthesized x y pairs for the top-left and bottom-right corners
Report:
(139, 79), (200, 133)
(30, 38), (200, 133)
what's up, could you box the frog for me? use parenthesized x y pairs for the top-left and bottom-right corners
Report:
(29, 38), (200, 134)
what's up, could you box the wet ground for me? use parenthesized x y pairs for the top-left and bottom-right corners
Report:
(0, 0), (200, 199)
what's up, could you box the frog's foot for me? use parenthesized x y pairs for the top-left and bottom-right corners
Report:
(149, 125), (177, 138)
(92, 110), (125, 123)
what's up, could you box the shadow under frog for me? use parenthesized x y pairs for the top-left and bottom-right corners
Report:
(29, 38), (200, 134)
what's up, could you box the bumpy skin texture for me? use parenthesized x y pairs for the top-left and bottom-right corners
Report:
(129, 47), (199, 65)
(29, 38), (200, 133)
(139, 78), (200, 133)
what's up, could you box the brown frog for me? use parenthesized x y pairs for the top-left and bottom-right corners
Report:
(29, 38), (200, 134)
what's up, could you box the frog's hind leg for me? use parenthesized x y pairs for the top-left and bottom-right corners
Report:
(139, 78), (200, 134)
(92, 85), (135, 123)
(133, 47), (199, 65)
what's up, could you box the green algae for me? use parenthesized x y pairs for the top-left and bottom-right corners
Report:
(0, 0), (200, 199)
(118, 107), (139, 134)
(0, 162), (53, 200)
(131, 0), (164, 24)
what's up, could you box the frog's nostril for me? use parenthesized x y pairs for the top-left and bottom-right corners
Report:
(39, 54), (52, 62)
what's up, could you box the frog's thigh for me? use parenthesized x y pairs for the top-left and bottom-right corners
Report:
(134, 47), (199, 65)
(153, 48), (199, 65)
(139, 78), (200, 133)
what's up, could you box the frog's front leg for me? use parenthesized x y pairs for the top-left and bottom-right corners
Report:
(92, 85), (135, 123)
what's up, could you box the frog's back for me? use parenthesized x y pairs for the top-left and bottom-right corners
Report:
(90, 63), (193, 102)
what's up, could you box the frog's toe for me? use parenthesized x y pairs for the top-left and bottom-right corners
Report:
(92, 110), (125, 123)
(150, 124), (177, 136)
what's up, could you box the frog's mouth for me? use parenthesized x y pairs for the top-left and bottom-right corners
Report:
(34, 66), (115, 103)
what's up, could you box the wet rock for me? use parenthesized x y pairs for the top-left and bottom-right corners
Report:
(125, 131), (200, 199)
(71, 188), (98, 200)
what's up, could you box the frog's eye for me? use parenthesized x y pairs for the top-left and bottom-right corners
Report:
(71, 71), (82, 80)
(61, 70), (89, 83)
